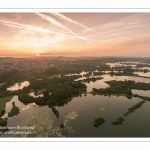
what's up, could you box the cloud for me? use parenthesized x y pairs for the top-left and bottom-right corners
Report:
(0, 19), (96, 43)
(0, 20), (65, 36)
(36, 13), (77, 36)
(50, 12), (95, 32)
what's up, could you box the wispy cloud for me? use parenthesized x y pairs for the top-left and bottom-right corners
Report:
(0, 19), (96, 43)
(36, 13), (77, 36)
(0, 20), (65, 36)
(50, 12), (95, 32)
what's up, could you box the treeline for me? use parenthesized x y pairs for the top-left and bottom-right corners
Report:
(124, 100), (145, 116)
(112, 117), (124, 125)
(111, 100), (146, 125)
(81, 77), (103, 83)
(109, 71), (134, 76)
(0, 90), (18, 98)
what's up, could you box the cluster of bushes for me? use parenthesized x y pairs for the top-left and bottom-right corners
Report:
(109, 71), (134, 76)
(82, 77), (103, 83)
(60, 123), (64, 128)
(112, 117), (124, 125)
(18, 94), (34, 105)
(94, 117), (105, 127)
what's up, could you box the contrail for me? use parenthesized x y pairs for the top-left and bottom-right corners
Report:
(0, 20), (96, 43)
(36, 12), (77, 36)
(50, 12), (95, 32)
(0, 20), (65, 36)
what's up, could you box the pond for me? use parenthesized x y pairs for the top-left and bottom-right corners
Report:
(134, 72), (150, 77)
(66, 71), (88, 77)
(132, 90), (150, 97)
(29, 92), (43, 98)
(1, 73), (150, 137)
(2, 96), (36, 119)
(7, 81), (30, 91)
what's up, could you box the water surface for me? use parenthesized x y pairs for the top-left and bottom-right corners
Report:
(7, 81), (30, 91)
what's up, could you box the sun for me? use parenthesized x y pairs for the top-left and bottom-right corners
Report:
(36, 53), (40, 56)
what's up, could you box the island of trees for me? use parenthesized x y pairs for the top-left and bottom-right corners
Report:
(8, 101), (20, 117)
(91, 80), (150, 99)
(124, 100), (145, 116)
(94, 117), (105, 127)
(112, 117), (124, 125)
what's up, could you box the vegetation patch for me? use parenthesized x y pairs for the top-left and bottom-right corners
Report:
(60, 123), (64, 128)
(109, 71), (134, 77)
(112, 117), (124, 125)
(124, 100), (145, 116)
(94, 117), (105, 127)
(51, 106), (59, 118)
(82, 77), (103, 83)
(91, 80), (150, 99)
(18, 76), (87, 107)
(8, 101), (20, 117)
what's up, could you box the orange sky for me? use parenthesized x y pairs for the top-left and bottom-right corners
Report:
(0, 13), (150, 56)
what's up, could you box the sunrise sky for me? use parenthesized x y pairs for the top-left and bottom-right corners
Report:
(0, 12), (150, 56)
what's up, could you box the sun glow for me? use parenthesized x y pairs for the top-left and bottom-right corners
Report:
(1, 13), (150, 57)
